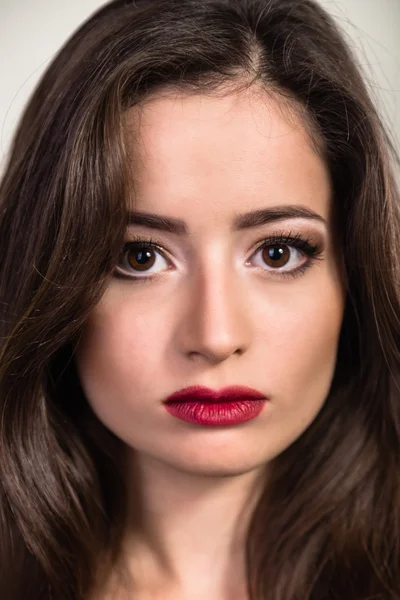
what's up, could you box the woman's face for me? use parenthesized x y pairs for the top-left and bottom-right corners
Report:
(76, 88), (345, 476)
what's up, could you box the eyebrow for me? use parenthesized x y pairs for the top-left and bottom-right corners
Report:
(127, 205), (326, 235)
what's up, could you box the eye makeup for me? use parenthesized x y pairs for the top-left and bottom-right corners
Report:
(113, 228), (325, 283)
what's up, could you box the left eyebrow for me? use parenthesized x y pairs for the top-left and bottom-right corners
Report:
(233, 205), (327, 229)
(127, 204), (327, 235)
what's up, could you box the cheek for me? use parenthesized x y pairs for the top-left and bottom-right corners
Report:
(278, 292), (342, 364)
(262, 273), (345, 418)
(75, 296), (167, 406)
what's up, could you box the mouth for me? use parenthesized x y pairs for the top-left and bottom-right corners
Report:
(163, 385), (268, 426)
(164, 385), (267, 404)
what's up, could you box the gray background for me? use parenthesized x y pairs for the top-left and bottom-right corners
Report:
(0, 0), (399, 176)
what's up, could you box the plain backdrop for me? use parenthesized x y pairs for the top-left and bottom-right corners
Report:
(0, 0), (399, 176)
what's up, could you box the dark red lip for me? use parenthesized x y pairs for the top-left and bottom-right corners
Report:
(164, 385), (266, 404)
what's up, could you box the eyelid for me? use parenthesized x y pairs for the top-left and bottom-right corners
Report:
(114, 236), (173, 280)
(249, 228), (323, 251)
(246, 229), (323, 275)
(123, 235), (173, 261)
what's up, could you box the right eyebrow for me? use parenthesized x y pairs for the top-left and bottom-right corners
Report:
(127, 204), (327, 235)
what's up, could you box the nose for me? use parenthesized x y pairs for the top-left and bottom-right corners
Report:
(176, 264), (251, 364)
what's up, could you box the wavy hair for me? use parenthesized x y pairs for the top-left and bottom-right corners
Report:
(1, 1), (399, 598)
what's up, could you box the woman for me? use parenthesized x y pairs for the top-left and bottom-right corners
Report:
(1, 0), (399, 598)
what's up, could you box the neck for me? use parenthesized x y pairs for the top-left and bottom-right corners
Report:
(118, 451), (267, 598)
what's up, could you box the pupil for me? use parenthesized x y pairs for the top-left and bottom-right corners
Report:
(262, 244), (290, 269)
(127, 247), (156, 271)
(136, 250), (152, 264)
(269, 247), (284, 261)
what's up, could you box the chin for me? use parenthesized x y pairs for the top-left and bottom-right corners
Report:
(145, 450), (269, 479)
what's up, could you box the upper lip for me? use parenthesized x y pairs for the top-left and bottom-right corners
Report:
(164, 385), (267, 403)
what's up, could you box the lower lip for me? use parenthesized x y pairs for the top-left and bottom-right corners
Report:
(164, 400), (267, 426)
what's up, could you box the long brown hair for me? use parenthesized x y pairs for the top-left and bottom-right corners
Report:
(1, 1), (399, 598)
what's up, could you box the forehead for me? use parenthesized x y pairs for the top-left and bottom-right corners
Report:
(124, 88), (331, 226)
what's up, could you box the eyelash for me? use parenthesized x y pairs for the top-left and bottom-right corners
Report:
(114, 231), (324, 283)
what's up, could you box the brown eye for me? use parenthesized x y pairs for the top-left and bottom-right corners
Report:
(261, 245), (291, 268)
(248, 240), (309, 275)
(116, 241), (171, 279)
(127, 247), (156, 272)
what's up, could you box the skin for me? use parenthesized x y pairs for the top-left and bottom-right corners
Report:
(76, 86), (345, 599)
